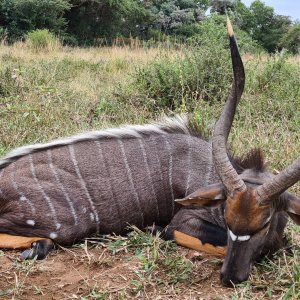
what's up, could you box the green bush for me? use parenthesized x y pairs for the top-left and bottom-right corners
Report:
(133, 16), (261, 111)
(244, 54), (300, 126)
(26, 29), (61, 51)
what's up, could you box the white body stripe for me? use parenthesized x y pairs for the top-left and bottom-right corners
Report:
(29, 155), (60, 229)
(68, 145), (100, 233)
(11, 163), (36, 214)
(229, 229), (250, 242)
(0, 170), (5, 198)
(138, 139), (160, 221)
(205, 143), (213, 184)
(185, 136), (191, 196)
(164, 137), (174, 215)
(94, 140), (121, 229)
(118, 139), (144, 227)
(47, 150), (78, 226)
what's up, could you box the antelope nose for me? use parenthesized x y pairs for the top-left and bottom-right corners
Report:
(220, 272), (234, 287)
(220, 272), (247, 287)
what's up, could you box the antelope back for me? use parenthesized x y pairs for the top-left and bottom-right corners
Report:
(0, 119), (216, 244)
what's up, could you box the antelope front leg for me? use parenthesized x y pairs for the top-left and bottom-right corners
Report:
(0, 233), (53, 260)
(148, 209), (227, 258)
(148, 225), (227, 257)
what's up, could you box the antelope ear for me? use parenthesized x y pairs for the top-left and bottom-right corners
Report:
(175, 183), (226, 207)
(280, 192), (300, 225)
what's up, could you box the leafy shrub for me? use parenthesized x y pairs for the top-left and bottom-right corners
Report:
(133, 16), (261, 111)
(245, 54), (300, 125)
(26, 29), (61, 51)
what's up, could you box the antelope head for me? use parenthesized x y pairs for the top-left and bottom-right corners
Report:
(177, 18), (300, 286)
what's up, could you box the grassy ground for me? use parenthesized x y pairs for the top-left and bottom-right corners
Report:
(0, 41), (299, 299)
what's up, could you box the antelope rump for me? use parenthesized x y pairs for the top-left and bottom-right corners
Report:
(0, 19), (299, 287)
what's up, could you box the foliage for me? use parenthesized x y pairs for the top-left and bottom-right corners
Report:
(65, 0), (150, 44)
(280, 23), (300, 54)
(210, 0), (235, 14)
(0, 0), (296, 53)
(144, 0), (209, 35)
(26, 29), (61, 52)
(0, 0), (71, 41)
(234, 0), (292, 53)
(133, 16), (261, 110)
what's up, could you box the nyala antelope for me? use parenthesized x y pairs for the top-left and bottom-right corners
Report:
(0, 19), (299, 286)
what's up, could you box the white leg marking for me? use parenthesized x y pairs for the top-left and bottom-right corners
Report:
(138, 139), (160, 222)
(11, 163), (36, 214)
(118, 139), (144, 227)
(164, 137), (174, 215)
(47, 150), (78, 226)
(29, 155), (61, 231)
(68, 145), (100, 234)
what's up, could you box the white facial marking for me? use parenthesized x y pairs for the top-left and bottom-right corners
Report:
(229, 229), (250, 242)
(50, 232), (58, 239)
(237, 235), (251, 241)
(229, 230), (237, 241)
(56, 223), (61, 230)
(20, 196), (27, 201)
(26, 220), (35, 226)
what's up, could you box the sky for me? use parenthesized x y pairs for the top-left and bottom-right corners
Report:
(241, 0), (300, 21)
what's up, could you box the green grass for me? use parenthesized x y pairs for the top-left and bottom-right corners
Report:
(0, 40), (299, 299)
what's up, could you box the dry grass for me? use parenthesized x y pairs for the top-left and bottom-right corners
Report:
(0, 41), (181, 65)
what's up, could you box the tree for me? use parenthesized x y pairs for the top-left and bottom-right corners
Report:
(234, 0), (292, 52)
(210, 0), (235, 15)
(65, 0), (150, 44)
(0, 0), (71, 40)
(280, 23), (300, 54)
(145, 0), (209, 35)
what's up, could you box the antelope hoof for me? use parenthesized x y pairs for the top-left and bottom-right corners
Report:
(21, 239), (54, 260)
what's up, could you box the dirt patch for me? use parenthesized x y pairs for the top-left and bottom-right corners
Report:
(0, 245), (232, 300)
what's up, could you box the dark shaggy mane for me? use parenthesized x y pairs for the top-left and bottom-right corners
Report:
(230, 148), (267, 174)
